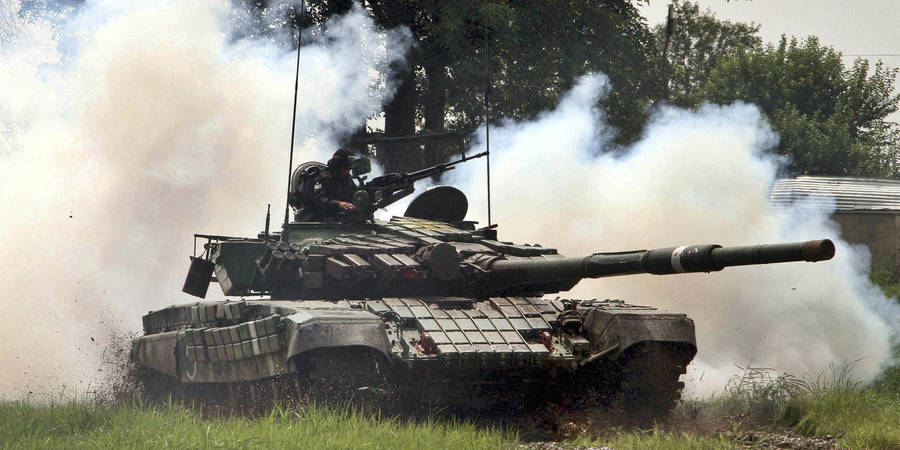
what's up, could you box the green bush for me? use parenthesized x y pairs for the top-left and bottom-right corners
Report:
(869, 263), (900, 301)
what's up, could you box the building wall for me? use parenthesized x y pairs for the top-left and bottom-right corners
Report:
(831, 212), (900, 274)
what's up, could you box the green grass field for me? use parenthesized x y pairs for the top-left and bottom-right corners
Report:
(2, 370), (897, 450)
(0, 400), (516, 449)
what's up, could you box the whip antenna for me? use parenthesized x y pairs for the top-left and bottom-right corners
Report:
(483, 20), (493, 226)
(284, 0), (306, 229)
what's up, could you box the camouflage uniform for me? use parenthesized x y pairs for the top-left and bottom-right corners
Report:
(297, 149), (356, 221)
(298, 170), (356, 221)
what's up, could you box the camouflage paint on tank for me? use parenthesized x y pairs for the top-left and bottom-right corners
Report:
(132, 214), (832, 386)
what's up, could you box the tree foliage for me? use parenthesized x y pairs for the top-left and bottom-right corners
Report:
(702, 37), (900, 177)
(243, 0), (900, 178)
(657, 2), (900, 178)
(299, 0), (661, 171)
(653, 1), (761, 107)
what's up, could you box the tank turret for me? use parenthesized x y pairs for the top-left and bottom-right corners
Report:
(191, 228), (834, 300)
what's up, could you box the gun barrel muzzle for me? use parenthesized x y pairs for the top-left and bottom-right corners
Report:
(709, 238), (835, 268)
(641, 239), (835, 274)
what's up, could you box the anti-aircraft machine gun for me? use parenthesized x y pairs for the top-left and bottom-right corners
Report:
(131, 150), (835, 417)
(287, 150), (488, 221)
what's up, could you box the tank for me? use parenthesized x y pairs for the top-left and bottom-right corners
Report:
(131, 153), (835, 418)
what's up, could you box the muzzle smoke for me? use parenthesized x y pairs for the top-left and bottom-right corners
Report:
(0, 0), (408, 400)
(449, 75), (900, 395)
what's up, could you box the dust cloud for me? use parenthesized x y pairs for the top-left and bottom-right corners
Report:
(0, 0), (408, 400)
(448, 74), (900, 395)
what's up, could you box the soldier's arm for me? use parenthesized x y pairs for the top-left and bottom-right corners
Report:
(312, 178), (354, 212)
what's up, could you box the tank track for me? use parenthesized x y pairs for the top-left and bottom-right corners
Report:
(615, 342), (691, 423)
(136, 342), (691, 423)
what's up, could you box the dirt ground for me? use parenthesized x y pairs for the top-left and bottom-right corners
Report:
(516, 406), (842, 449)
(519, 430), (840, 449)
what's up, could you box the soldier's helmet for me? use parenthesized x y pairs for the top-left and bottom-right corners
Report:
(327, 148), (353, 170)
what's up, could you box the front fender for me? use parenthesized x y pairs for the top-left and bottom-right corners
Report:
(581, 308), (697, 360)
(283, 308), (392, 361)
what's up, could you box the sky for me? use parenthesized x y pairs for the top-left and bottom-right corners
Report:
(640, 0), (900, 59)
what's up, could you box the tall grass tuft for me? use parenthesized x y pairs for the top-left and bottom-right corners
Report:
(671, 361), (900, 449)
(781, 387), (899, 449)
(679, 364), (853, 426)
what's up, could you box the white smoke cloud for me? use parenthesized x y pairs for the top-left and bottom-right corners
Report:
(449, 74), (900, 395)
(3, 0), (894, 402)
(0, 0), (408, 400)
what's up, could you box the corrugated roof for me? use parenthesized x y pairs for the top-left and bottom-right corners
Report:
(771, 176), (900, 212)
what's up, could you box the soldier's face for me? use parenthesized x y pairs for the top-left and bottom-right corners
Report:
(338, 166), (351, 178)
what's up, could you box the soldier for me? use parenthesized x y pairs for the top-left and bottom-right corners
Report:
(297, 149), (357, 221)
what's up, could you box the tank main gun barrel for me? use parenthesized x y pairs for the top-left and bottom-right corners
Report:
(487, 239), (834, 288)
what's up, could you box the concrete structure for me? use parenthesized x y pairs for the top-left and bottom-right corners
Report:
(771, 176), (900, 274)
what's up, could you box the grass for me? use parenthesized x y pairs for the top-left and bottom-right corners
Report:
(700, 365), (824, 424)
(3, 346), (898, 449)
(781, 386), (899, 449)
(560, 361), (899, 449)
(0, 399), (517, 449)
(780, 359), (900, 449)
(2, 372), (897, 449)
(0, 400), (743, 449)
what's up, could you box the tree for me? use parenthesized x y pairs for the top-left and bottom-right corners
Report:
(653, 2), (900, 177)
(653, 1), (761, 107)
(296, 0), (662, 171)
(702, 36), (900, 177)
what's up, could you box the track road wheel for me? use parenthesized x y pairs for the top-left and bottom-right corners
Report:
(292, 348), (391, 409)
(616, 343), (690, 426)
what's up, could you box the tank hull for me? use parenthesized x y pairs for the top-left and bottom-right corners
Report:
(132, 296), (695, 411)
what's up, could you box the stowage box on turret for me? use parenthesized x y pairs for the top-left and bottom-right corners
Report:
(132, 153), (835, 417)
